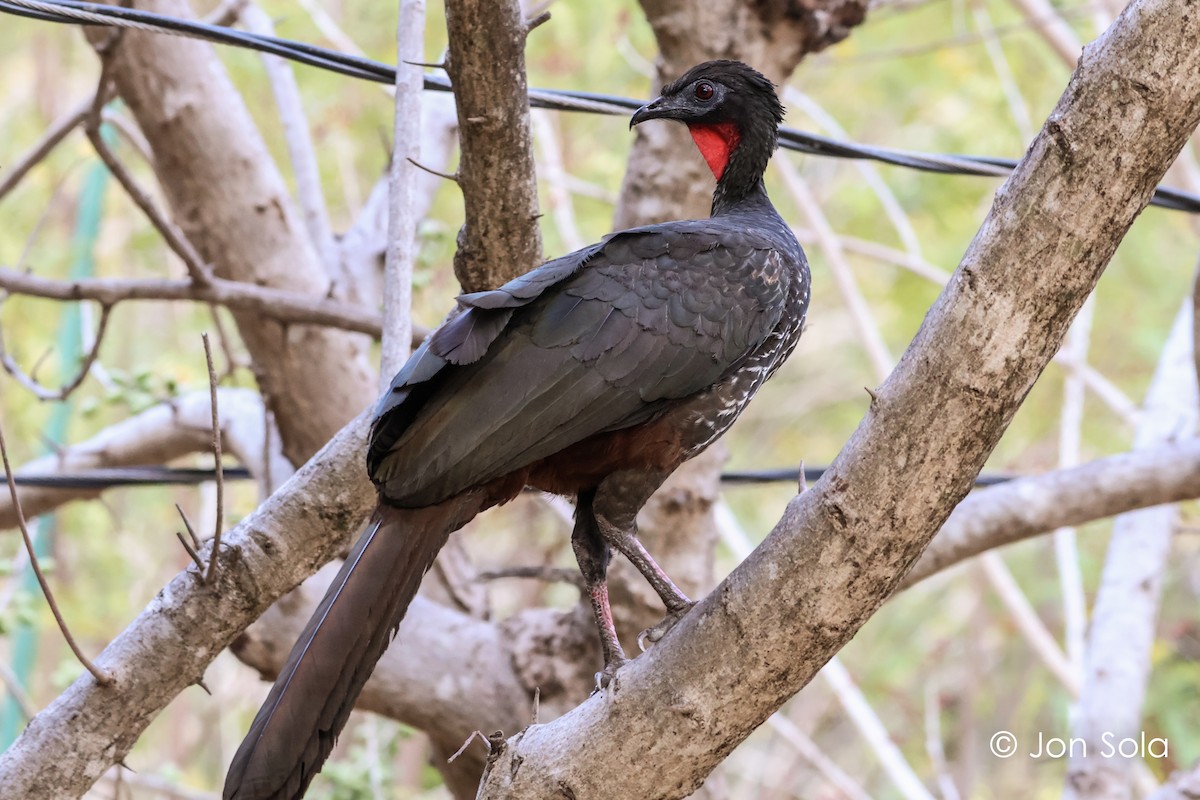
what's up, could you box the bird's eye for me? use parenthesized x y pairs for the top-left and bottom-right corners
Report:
(694, 82), (715, 101)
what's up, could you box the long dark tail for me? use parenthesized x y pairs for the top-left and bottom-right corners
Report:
(224, 498), (478, 800)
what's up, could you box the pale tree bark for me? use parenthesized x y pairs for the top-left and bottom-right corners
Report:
(86, 0), (376, 466)
(902, 437), (1200, 587)
(380, 0), (424, 381)
(1064, 302), (1198, 800)
(474, 0), (1200, 794)
(0, 414), (375, 798)
(444, 0), (543, 292)
(1150, 767), (1200, 800)
(0, 390), (290, 527)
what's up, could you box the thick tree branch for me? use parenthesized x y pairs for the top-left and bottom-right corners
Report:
(0, 413), (374, 798)
(903, 437), (1200, 587)
(444, 0), (542, 291)
(475, 0), (1200, 794)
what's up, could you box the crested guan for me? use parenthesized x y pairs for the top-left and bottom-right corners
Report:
(224, 59), (811, 800)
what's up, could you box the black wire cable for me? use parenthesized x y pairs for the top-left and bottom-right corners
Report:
(9, 465), (1015, 489)
(11, 467), (255, 488)
(4, 0), (1200, 214)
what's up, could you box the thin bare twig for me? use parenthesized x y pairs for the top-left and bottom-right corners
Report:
(979, 553), (1080, 695)
(524, 10), (551, 33)
(175, 503), (205, 571)
(1052, 300), (1095, 678)
(206, 306), (243, 381)
(0, 266), (410, 339)
(99, 107), (153, 164)
(923, 680), (961, 800)
(448, 730), (490, 763)
(0, 302), (113, 401)
(84, 67), (214, 286)
(776, 155), (894, 379)
(532, 110), (586, 252)
(380, 0), (425, 383)
(783, 88), (925, 262)
(821, 658), (937, 800)
(476, 565), (585, 588)
(794, 229), (950, 283)
(0, 658), (36, 722)
(175, 532), (205, 571)
(767, 712), (872, 800)
(0, 418), (113, 686)
(0, 97), (93, 203)
(201, 333), (224, 584)
(405, 156), (458, 183)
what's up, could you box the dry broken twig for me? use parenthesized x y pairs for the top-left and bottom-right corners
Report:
(201, 333), (225, 584)
(0, 416), (113, 687)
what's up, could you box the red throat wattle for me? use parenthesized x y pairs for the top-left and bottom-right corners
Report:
(687, 121), (742, 180)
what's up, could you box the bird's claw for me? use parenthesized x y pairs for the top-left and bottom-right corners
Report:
(637, 602), (697, 652)
(592, 658), (626, 693)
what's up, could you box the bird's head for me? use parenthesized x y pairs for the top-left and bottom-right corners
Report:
(630, 60), (784, 183)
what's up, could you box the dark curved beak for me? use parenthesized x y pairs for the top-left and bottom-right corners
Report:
(630, 97), (667, 129)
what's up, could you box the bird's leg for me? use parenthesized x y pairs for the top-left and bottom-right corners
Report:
(596, 517), (697, 649)
(571, 490), (626, 688)
(593, 473), (697, 649)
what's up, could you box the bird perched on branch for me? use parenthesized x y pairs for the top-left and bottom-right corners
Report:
(225, 59), (810, 800)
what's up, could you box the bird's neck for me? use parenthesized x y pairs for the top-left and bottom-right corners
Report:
(688, 121), (775, 216)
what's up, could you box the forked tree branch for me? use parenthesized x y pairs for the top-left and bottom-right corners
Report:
(474, 0), (1200, 794)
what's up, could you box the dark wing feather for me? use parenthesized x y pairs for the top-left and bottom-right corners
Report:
(370, 222), (795, 506)
(367, 246), (601, 477)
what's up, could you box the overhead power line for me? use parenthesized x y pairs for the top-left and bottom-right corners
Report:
(3, 0), (1199, 213)
(9, 465), (1016, 489)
